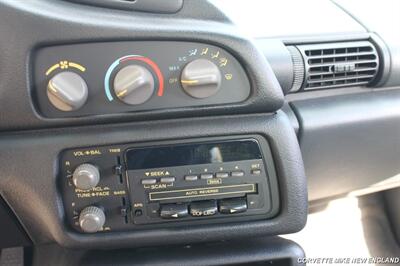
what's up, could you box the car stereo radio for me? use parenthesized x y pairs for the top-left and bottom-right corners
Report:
(59, 135), (279, 233)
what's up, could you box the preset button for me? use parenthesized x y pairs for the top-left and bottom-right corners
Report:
(184, 175), (198, 181)
(231, 171), (244, 177)
(200, 173), (214, 179)
(251, 169), (261, 175)
(215, 172), (229, 178)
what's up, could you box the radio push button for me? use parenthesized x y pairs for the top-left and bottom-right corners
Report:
(231, 171), (245, 177)
(219, 198), (247, 214)
(141, 178), (157, 185)
(184, 175), (198, 181)
(251, 169), (262, 175)
(200, 173), (214, 180)
(215, 172), (229, 178)
(190, 200), (217, 217)
(160, 204), (189, 219)
(160, 177), (175, 183)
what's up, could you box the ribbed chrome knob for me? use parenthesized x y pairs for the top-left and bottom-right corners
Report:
(79, 206), (106, 233)
(72, 164), (100, 190)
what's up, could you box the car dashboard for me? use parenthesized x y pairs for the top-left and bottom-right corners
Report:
(0, 0), (399, 265)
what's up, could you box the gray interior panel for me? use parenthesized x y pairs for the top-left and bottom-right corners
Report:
(0, 112), (307, 248)
(291, 89), (400, 201)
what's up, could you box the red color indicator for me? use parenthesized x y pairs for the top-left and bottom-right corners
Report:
(120, 56), (164, 96)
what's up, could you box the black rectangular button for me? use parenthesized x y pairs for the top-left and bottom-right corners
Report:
(190, 200), (217, 217)
(160, 177), (175, 183)
(219, 198), (247, 214)
(160, 203), (188, 219)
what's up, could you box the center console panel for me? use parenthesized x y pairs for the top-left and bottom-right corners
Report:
(0, 112), (306, 248)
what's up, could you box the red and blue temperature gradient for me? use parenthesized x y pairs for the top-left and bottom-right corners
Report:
(104, 55), (164, 101)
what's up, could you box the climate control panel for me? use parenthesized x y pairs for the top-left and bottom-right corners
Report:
(59, 136), (279, 233)
(33, 42), (251, 118)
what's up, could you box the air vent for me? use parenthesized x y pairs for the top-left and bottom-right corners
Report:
(295, 41), (379, 90)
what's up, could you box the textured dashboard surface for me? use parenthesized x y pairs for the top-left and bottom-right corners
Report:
(0, 0), (283, 131)
(292, 89), (400, 201)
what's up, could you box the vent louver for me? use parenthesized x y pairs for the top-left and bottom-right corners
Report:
(295, 41), (379, 90)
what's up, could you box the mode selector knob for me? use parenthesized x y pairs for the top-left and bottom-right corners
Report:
(181, 59), (222, 99)
(72, 163), (100, 190)
(113, 65), (155, 105)
(79, 206), (106, 233)
(47, 71), (88, 111)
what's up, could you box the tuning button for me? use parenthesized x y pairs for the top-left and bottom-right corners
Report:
(181, 59), (222, 99)
(79, 206), (106, 233)
(72, 163), (100, 190)
(113, 65), (155, 105)
(47, 71), (88, 111)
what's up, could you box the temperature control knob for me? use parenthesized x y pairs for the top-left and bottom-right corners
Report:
(79, 206), (106, 233)
(181, 59), (222, 98)
(113, 65), (155, 105)
(47, 71), (88, 111)
(72, 163), (100, 190)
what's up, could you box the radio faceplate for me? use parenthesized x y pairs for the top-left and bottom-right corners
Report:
(59, 136), (279, 233)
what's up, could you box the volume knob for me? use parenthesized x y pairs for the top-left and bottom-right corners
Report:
(72, 164), (100, 190)
(113, 65), (155, 105)
(181, 59), (222, 98)
(47, 71), (88, 111)
(79, 206), (106, 233)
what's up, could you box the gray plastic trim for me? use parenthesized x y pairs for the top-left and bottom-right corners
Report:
(256, 39), (294, 94)
(291, 89), (400, 201)
(286, 46), (304, 93)
(369, 33), (392, 87)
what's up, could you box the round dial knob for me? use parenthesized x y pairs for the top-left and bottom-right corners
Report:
(72, 164), (100, 190)
(113, 65), (155, 105)
(47, 71), (88, 111)
(79, 206), (106, 233)
(181, 59), (222, 99)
